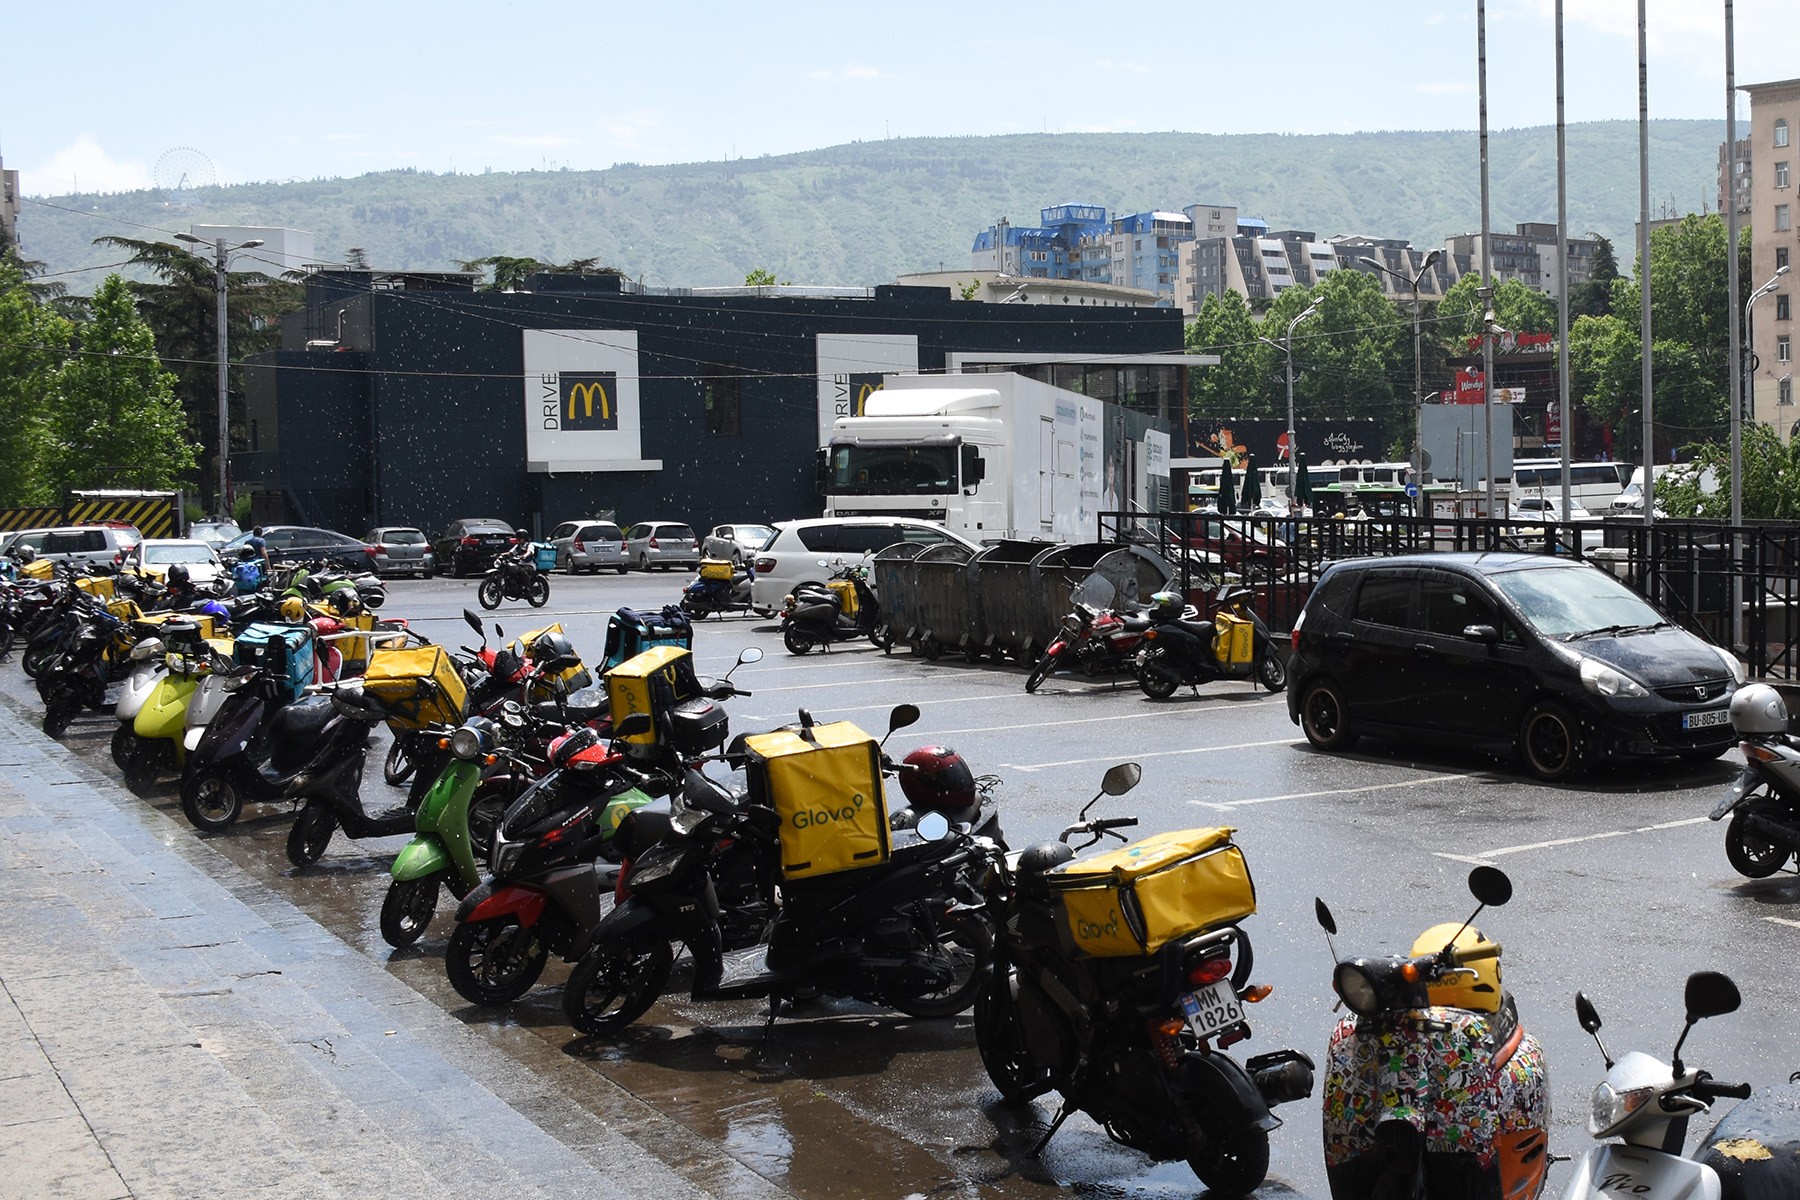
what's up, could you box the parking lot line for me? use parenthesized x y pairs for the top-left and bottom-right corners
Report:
(1185, 772), (1479, 812)
(1002, 738), (1295, 773)
(933, 705), (1262, 737)
(1763, 917), (1800, 930)
(1431, 815), (1711, 865)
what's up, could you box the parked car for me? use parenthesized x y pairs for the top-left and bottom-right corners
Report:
(1507, 495), (1604, 552)
(1286, 552), (1743, 781)
(121, 539), (226, 588)
(432, 518), (517, 577)
(548, 518), (628, 574)
(750, 517), (976, 614)
(224, 526), (375, 571)
(624, 521), (700, 573)
(362, 526), (434, 578)
(1168, 514), (1292, 573)
(701, 523), (776, 566)
(187, 520), (243, 552)
(1, 524), (141, 570)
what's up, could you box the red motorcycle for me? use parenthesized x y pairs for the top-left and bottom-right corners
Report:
(1026, 577), (1182, 693)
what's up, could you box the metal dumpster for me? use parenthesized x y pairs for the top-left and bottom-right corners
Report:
(910, 543), (979, 660)
(969, 540), (1061, 661)
(1034, 543), (1173, 630)
(870, 541), (928, 649)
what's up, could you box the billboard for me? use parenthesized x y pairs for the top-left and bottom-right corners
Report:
(816, 334), (919, 446)
(522, 330), (658, 473)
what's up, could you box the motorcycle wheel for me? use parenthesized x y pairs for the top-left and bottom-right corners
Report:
(1025, 649), (1060, 694)
(476, 577), (503, 611)
(446, 915), (548, 1006)
(887, 909), (992, 1019)
(868, 624), (894, 652)
(783, 627), (817, 656)
(41, 698), (73, 739)
(526, 576), (550, 608)
(562, 933), (674, 1035)
(1256, 647), (1288, 693)
(21, 639), (55, 679)
(1725, 806), (1791, 878)
(384, 736), (416, 786)
(1187, 1127), (1270, 1196)
(974, 970), (1052, 1102)
(285, 803), (337, 867)
(380, 875), (441, 948)
(1138, 654), (1180, 700)
(110, 722), (135, 769)
(181, 768), (244, 833)
(121, 738), (163, 797)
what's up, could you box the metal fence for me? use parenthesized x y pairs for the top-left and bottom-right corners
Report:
(1098, 510), (1800, 681)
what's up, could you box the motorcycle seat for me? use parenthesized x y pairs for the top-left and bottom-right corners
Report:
(1018, 840), (1075, 874)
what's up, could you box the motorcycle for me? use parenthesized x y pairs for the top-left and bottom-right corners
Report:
(1025, 575), (1158, 693)
(680, 558), (757, 619)
(443, 712), (659, 1004)
(1708, 682), (1800, 877)
(1136, 583), (1287, 700)
(119, 623), (224, 795)
(1561, 972), (1753, 1198)
(37, 606), (127, 738)
(972, 762), (1312, 1196)
(282, 678), (429, 867)
(561, 705), (992, 1035)
(1315, 865), (1548, 1199)
(478, 550), (550, 610)
(780, 559), (891, 654)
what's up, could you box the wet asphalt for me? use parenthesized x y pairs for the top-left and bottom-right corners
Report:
(23, 568), (1800, 1200)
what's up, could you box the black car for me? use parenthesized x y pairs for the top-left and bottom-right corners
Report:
(1286, 553), (1743, 781)
(223, 525), (375, 571)
(433, 518), (517, 578)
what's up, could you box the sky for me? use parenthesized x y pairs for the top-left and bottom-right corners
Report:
(5, 0), (1793, 197)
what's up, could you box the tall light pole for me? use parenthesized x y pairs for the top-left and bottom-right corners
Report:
(175, 232), (263, 516)
(1360, 250), (1442, 511)
(1261, 297), (1323, 501)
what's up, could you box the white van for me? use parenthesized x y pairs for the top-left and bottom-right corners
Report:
(1, 524), (142, 569)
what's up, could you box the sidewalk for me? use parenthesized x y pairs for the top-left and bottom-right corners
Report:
(0, 696), (783, 1200)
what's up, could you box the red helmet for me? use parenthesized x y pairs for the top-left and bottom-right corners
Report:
(899, 745), (976, 811)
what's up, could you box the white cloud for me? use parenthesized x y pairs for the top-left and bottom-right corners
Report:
(1513, 0), (1786, 76)
(23, 135), (152, 196)
(594, 110), (662, 152)
(489, 133), (576, 148)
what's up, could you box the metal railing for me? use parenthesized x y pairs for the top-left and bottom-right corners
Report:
(1098, 510), (1800, 680)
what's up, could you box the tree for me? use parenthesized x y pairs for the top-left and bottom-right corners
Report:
(1186, 291), (1272, 419)
(458, 255), (625, 291)
(1660, 424), (1800, 519)
(1267, 270), (1408, 429)
(1435, 276), (1558, 348)
(744, 268), (792, 286)
(44, 276), (198, 492)
(0, 259), (71, 506)
(1569, 235), (1620, 319)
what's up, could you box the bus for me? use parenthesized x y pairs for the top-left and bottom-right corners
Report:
(1501, 459), (1633, 510)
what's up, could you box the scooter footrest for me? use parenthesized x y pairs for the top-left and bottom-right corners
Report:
(717, 945), (777, 991)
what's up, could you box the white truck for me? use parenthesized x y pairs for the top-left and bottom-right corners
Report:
(817, 372), (1169, 544)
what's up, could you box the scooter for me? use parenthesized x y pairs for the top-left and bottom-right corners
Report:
(680, 559), (757, 619)
(1560, 971), (1753, 1198)
(780, 559), (890, 654)
(1315, 866), (1549, 1200)
(283, 679), (429, 867)
(478, 551), (550, 610)
(1025, 574), (1159, 692)
(120, 625), (221, 795)
(37, 607), (127, 738)
(1135, 583), (1287, 699)
(1708, 682), (1800, 877)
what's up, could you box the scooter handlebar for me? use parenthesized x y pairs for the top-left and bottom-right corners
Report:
(1453, 942), (1502, 964)
(1693, 1076), (1753, 1101)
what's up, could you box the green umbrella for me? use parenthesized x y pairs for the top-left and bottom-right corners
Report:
(1239, 455), (1262, 511)
(1217, 457), (1237, 515)
(1293, 452), (1313, 511)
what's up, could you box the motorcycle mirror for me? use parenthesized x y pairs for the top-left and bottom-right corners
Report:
(1101, 762), (1142, 796)
(1575, 990), (1603, 1034)
(798, 708), (815, 728)
(915, 811), (951, 843)
(1314, 897), (1338, 936)
(611, 712), (653, 740)
(1468, 866), (1512, 907)
(737, 646), (764, 666)
(495, 625), (505, 641)
(1683, 971), (1741, 1023)
(886, 704), (921, 737)
(463, 609), (484, 638)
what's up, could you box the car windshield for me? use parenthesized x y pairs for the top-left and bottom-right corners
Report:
(829, 444), (956, 495)
(144, 544), (215, 564)
(659, 526), (696, 540)
(1489, 565), (1666, 639)
(383, 530), (426, 544)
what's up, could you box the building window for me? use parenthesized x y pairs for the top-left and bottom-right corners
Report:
(1780, 162), (1792, 189)
(1781, 294), (1792, 321)
(1782, 247), (1792, 270)
(703, 369), (741, 436)
(1778, 118), (1790, 148)
(1780, 335), (1793, 364)
(1782, 378), (1794, 407)
(1780, 205), (1793, 232)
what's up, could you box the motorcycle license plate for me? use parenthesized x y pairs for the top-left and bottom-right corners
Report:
(1179, 982), (1244, 1040)
(1683, 709), (1729, 730)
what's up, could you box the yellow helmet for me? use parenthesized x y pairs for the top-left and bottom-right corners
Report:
(1409, 922), (1503, 1013)
(280, 595), (307, 623)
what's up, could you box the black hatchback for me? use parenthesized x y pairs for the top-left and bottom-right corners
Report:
(1285, 553), (1743, 780)
(433, 518), (517, 577)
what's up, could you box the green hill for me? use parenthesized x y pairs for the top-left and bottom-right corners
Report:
(20, 121), (1728, 291)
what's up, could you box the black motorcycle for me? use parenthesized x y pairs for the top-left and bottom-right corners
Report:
(780, 559), (890, 654)
(283, 681), (426, 866)
(561, 705), (992, 1036)
(680, 562), (757, 619)
(1135, 583), (1286, 699)
(37, 605), (126, 738)
(971, 762), (1313, 1195)
(478, 552), (549, 610)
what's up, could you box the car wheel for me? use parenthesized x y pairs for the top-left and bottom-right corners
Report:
(615, 565), (630, 575)
(1519, 699), (1587, 782)
(1299, 680), (1357, 751)
(638, 554), (651, 572)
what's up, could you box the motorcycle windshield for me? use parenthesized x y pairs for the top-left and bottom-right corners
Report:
(1070, 573), (1117, 611)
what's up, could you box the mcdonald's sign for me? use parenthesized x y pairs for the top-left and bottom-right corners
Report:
(557, 372), (619, 431)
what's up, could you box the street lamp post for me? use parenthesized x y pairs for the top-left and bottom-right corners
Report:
(1259, 298), (1323, 503)
(1735, 264), (1791, 650)
(175, 232), (263, 516)
(1359, 251), (1442, 511)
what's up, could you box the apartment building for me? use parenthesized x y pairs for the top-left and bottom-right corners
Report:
(1742, 78), (1800, 438)
(0, 155), (19, 252)
(1444, 222), (1601, 298)
(1329, 235), (1457, 300)
(1720, 137), (1753, 217)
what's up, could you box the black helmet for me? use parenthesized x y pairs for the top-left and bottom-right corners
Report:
(327, 587), (362, 618)
(530, 630), (575, 666)
(9, 544), (34, 564)
(1149, 590), (1183, 620)
(166, 564), (191, 587)
(899, 745), (977, 811)
(238, 546), (258, 560)
(515, 528), (531, 542)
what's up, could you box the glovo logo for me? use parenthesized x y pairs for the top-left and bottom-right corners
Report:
(1077, 906), (1122, 943)
(791, 791), (866, 830)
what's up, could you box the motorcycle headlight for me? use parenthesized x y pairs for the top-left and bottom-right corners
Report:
(1714, 645), (1747, 685)
(1579, 656), (1648, 699)
(1588, 1081), (1654, 1136)
(450, 726), (486, 761)
(130, 638), (164, 661)
(626, 853), (681, 888)
(491, 838), (522, 876)
(1332, 962), (1383, 1016)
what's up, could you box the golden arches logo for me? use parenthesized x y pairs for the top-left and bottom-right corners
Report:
(566, 381), (611, 421)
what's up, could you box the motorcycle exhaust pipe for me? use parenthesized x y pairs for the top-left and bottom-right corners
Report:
(1739, 812), (1800, 852)
(1252, 1059), (1315, 1107)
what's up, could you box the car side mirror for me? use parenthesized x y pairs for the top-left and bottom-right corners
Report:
(1461, 624), (1499, 644)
